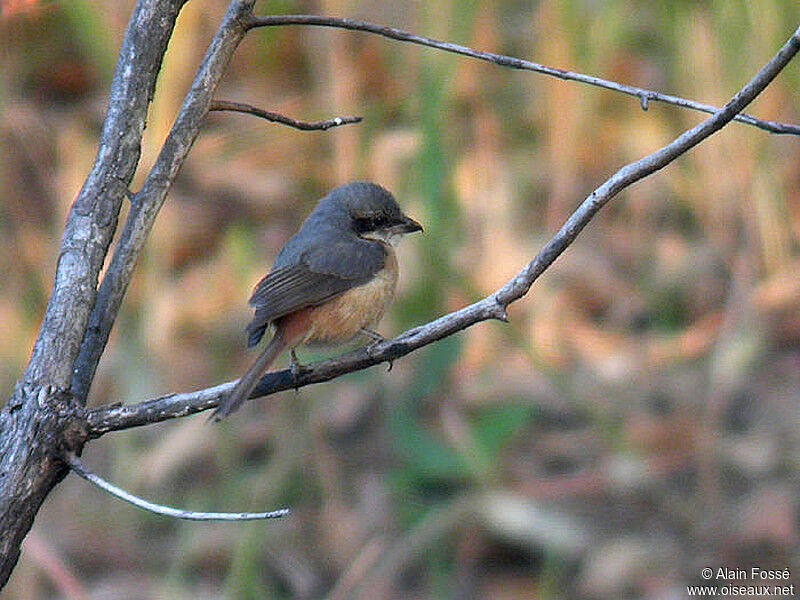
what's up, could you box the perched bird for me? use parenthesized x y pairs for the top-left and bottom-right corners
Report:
(213, 181), (422, 420)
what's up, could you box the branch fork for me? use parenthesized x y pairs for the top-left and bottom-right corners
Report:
(1, 0), (799, 584)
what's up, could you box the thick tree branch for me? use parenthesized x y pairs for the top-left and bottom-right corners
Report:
(0, 0), (188, 584)
(210, 99), (362, 130)
(26, 1), (186, 390)
(2, 0), (798, 586)
(246, 15), (800, 137)
(84, 25), (800, 439)
(66, 454), (289, 521)
(71, 0), (257, 403)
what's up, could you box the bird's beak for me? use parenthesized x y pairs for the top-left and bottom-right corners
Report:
(394, 215), (423, 234)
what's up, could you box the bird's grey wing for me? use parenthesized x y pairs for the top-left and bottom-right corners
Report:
(246, 239), (386, 347)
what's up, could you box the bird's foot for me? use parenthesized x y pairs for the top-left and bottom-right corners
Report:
(360, 328), (385, 344)
(290, 350), (305, 391)
(361, 328), (393, 372)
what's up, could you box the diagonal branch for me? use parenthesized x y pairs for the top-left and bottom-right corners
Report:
(0, 0), (189, 584)
(246, 14), (800, 136)
(210, 99), (362, 130)
(70, 0), (258, 403)
(24, 0), (186, 389)
(85, 24), (800, 439)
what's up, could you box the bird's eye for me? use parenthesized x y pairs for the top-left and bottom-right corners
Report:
(354, 214), (387, 233)
(353, 216), (376, 233)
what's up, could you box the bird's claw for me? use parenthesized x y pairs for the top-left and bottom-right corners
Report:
(361, 328), (393, 371)
(290, 350), (305, 390)
(360, 328), (385, 344)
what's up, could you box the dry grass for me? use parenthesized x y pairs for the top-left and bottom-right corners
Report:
(2, 1), (800, 598)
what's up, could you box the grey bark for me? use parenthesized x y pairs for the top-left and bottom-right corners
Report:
(0, 0), (797, 589)
(0, 0), (256, 586)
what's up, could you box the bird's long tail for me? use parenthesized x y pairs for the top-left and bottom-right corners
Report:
(212, 330), (287, 421)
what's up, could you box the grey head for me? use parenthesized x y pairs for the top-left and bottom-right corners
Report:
(273, 182), (422, 269)
(317, 181), (423, 241)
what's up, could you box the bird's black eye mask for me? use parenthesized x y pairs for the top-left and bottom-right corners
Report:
(353, 214), (390, 234)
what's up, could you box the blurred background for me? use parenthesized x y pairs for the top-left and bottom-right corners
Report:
(2, 1), (800, 598)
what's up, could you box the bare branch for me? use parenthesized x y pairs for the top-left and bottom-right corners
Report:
(492, 26), (800, 307)
(25, 1), (186, 390)
(210, 99), (362, 130)
(71, 0), (258, 403)
(85, 25), (800, 439)
(247, 14), (800, 137)
(65, 454), (289, 521)
(0, 0), (188, 584)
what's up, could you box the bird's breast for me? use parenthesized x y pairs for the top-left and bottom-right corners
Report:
(304, 247), (398, 344)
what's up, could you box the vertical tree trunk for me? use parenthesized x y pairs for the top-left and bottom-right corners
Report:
(0, 0), (186, 585)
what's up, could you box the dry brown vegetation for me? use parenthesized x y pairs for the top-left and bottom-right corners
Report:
(2, 1), (800, 598)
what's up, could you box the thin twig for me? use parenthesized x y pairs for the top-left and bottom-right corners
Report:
(65, 453), (289, 521)
(84, 25), (800, 438)
(210, 99), (362, 130)
(247, 14), (800, 136)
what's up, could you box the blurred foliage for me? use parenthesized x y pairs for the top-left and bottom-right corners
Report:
(2, 0), (800, 598)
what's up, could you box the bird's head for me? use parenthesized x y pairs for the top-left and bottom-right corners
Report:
(330, 181), (423, 244)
